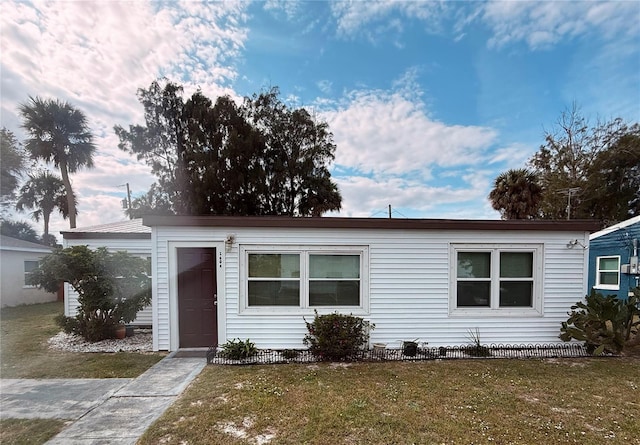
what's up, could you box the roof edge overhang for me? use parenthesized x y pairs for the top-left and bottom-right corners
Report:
(61, 232), (152, 240)
(142, 215), (601, 232)
(1, 246), (53, 253)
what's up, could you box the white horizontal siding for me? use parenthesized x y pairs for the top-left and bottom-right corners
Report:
(152, 226), (590, 351)
(63, 238), (152, 326)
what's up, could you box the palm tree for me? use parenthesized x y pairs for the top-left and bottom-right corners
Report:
(488, 168), (543, 219)
(19, 97), (95, 228)
(16, 171), (74, 240)
(1, 128), (26, 201)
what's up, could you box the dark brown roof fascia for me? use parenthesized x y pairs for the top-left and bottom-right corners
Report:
(61, 232), (151, 240)
(142, 215), (601, 232)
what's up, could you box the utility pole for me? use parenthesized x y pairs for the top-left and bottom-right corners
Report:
(388, 204), (392, 219)
(118, 183), (133, 219)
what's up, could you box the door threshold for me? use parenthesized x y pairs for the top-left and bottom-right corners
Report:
(171, 348), (210, 358)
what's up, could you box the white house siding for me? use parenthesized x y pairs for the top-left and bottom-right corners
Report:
(0, 249), (57, 307)
(63, 237), (153, 326)
(151, 224), (591, 351)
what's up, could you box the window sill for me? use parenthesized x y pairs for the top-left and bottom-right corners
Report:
(449, 307), (543, 317)
(593, 285), (620, 291)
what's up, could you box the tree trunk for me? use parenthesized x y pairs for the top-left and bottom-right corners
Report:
(43, 212), (50, 238)
(59, 159), (76, 228)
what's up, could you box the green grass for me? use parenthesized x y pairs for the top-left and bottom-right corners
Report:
(139, 358), (640, 445)
(0, 419), (67, 444)
(0, 301), (164, 378)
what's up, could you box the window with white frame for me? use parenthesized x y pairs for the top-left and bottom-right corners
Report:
(595, 256), (620, 290)
(451, 244), (542, 315)
(242, 246), (368, 313)
(24, 260), (39, 286)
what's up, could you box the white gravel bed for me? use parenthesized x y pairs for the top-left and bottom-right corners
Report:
(48, 329), (152, 353)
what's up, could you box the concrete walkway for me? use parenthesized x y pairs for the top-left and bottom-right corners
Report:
(0, 356), (206, 445)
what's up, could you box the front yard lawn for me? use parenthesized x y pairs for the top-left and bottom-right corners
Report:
(0, 301), (164, 378)
(0, 419), (67, 444)
(140, 358), (639, 445)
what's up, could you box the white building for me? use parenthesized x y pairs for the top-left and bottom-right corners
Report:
(0, 235), (57, 307)
(142, 216), (598, 352)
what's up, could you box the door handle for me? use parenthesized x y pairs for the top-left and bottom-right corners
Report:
(213, 294), (218, 306)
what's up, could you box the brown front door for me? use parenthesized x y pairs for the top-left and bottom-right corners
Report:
(177, 247), (217, 348)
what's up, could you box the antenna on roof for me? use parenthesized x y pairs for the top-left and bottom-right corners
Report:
(557, 187), (581, 220)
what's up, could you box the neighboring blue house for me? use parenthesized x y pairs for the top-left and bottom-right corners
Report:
(588, 216), (640, 300)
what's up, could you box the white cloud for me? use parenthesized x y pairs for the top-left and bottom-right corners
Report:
(264, 0), (301, 20)
(329, 0), (448, 41)
(487, 143), (535, 167)
(322, 77), (497, 175)
(1, 1), (248, 126)
(328, 1), (639, 53)
(481, 1), (640, 50)
(319, 69), (503, 219)
(1, 0), (250, 237)
(317, 80), (333, 94)
(334, 171), (491, 218)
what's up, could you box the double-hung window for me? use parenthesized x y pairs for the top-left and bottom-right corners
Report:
(242, 245), (368, 314)
(595, 256), (620, 290)
(451, 244), (542, 316)
(24, 260), (39, 287)
(248, 253), (301, 306)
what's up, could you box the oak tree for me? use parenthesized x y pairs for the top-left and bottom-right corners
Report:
(116, 80), (342, 217)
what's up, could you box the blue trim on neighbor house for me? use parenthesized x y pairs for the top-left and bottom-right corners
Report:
(588, 219), (640, 300)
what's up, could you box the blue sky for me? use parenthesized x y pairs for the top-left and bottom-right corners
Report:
(1, 1), (639, 237)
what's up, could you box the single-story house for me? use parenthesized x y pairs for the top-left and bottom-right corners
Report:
(61, 219), (152, 326)
(0, 235), (57, 307)
(588, 216), (640, 300)
(140, 216), (599, 352)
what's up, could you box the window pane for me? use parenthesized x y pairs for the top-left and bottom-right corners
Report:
(24, 261), (39, 273)
(499, 282), (533, 307)
(248, 281), (300, 306)
(249, 254), (300, 278)
(309, 281), (360, 306)
(457, 281), (490, 307)
(599, 271), (619, 285)
(457, 252), (490, 278)
(598, 257), (619, 271)
(500, 252), (533, 278)
(309, 255), (360, 278)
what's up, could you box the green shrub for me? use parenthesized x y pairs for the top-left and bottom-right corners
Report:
(219, 338), (257, 360)
(560, 289), (640, 355)
(29, 246), (151, 342)
(303, 311), (374, 361)
(54, 314), (79, 334)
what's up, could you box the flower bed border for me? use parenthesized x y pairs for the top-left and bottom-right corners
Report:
(207, 343), (600, 365)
